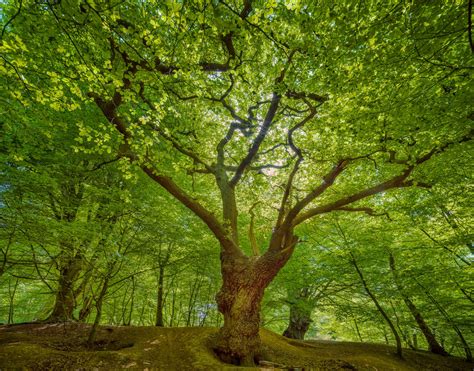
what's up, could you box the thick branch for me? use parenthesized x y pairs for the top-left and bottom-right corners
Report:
(276, 99), (317, 228)
(229, 93), (281, 187)
(89, 91), (235, 254)
(287, 160), (347, 225)
(293, 167), (414, 226)
(141, 166), (235, 251)
(248, 202), (260, 256)
(292, 133), (472, 226)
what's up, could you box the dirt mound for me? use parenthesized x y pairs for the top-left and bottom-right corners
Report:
(0, 323), (471, 370)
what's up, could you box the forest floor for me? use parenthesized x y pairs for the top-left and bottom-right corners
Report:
(0, 323), (472, 370)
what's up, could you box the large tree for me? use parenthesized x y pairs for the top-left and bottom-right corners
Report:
(1, 0), (472, 365)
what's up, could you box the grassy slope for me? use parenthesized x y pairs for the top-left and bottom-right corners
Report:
(0, 323), (471, 370)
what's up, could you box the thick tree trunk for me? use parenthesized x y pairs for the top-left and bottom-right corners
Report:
(47, 253), (83, 322)
(213, 249), (291, 366)
(282, 304), (312, 340)
(282, 288), (313, 340)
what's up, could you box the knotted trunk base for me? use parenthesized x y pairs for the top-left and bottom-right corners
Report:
(282, 313), (312, 340)
(214, 286), (263, 366)
(213, 244), (294, 366)
(214, 276), (265, 366)
(214, 324), (261, 366)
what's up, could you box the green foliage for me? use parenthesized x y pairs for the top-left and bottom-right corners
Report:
(0, 0), (472, 361)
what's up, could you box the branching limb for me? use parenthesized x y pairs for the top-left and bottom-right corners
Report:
(140, 165), (236, 253)
(248, 202), (261, 256)
(333, 207), (392, 220)
(293, 166), (413, 226)
(229, 93), (281, 187)
(137, 82), (214, 173)
(276, 98), (317, 228)
(293, 137), (470, 226)
(286, 160), (348, 225)
(1, 0), (22, 40)
(89, 91), (234, 254)
(286, 91), (328, 104)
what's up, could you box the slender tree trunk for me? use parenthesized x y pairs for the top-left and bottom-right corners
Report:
(353, 317), (363, 342)
(389, 253), (448, 356)
(155, 266), (165, 326)
(7, 278), (19, 324)
(48, 253), (83, 322)
(416, 279), (472, 362)
(403, 296), (447, 354)
(350, 253), (403, 358)
(199, 281), (214, 327)
(76, 267), (94, 321)
(139, 301), (146, 325)
(413, 332), (418, 350)
(78, 294), (93, 322)
(87, 277), (109, 347)
(186, 274), (203, 326)
(170, 286), (176, 327)
(120, 284), (129, 325)
(126, 276), (136, 326)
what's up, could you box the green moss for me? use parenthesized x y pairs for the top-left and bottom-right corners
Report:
(0, 324), (472, 370)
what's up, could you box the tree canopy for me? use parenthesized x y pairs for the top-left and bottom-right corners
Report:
(1, 0), (473, 367)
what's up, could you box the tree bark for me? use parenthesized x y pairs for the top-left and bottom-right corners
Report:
(7, 278), (19, 324)
(416, 279), (473, 362)
(389, 252), (448, 356)
(156, 266), (165, 326)
(282, 288), (313, 340)
(282, 303), (312, 340)
(213, 249), (291, 366)
(47, 253), (83, 322)
(87, 276), (109, 347)
(350, 252), (403, 358)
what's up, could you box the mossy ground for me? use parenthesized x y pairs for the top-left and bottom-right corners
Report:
(0, 323), (471, 370)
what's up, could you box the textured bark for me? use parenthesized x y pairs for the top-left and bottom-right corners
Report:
(214, 249), (292, 366)
(47, 253), (83, 322)
(282, 303), (312, 340)
(282, 287), (313, 340)
(403, 297), (447, 355)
